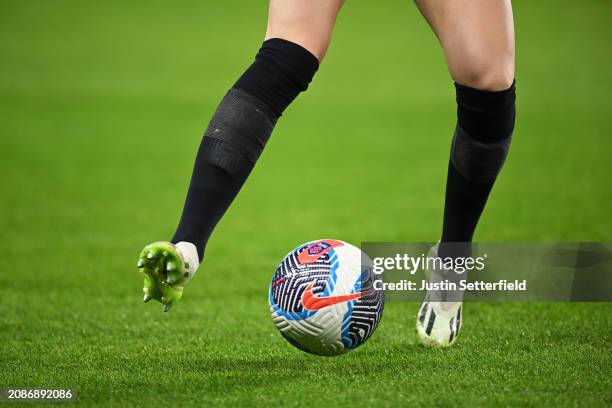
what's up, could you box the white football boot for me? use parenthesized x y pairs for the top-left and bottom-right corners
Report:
(416, 243), (464, 347)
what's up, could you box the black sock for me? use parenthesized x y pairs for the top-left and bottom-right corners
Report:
(172, 39), (319, 259)
(439, 81), (516, 259)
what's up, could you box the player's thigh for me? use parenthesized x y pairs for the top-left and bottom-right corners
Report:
(415, 0), (515, 90)
(266, 0), (344, 62)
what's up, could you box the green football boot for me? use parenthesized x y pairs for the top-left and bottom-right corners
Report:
(137, 241), (199, 312)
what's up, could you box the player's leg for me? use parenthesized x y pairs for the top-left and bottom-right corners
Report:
(415, 0), (516, 345)
(138, 0), (344, 311)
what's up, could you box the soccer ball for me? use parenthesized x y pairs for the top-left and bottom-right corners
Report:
(269, 239), (384, 356)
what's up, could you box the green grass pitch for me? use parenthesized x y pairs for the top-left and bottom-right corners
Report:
(1, 0), (611, 406)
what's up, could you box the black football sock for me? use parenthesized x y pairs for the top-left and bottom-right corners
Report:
(172, 39), (319, 259)
(439, 81), (516, 259)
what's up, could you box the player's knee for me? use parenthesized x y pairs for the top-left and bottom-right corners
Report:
(265, 0), (341, 62)
(453, 64), (514, 92)
(451, 52), (514, 92)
